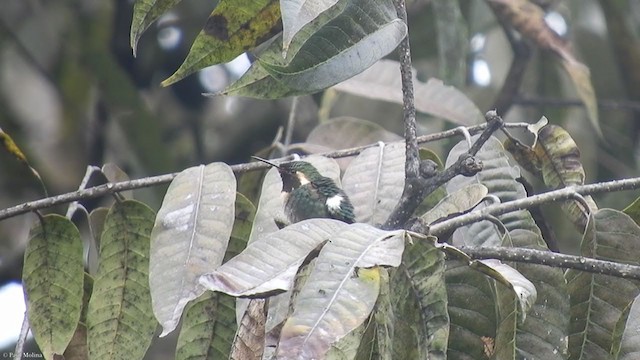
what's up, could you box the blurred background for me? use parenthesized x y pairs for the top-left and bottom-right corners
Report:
(1, 0), (639, 357)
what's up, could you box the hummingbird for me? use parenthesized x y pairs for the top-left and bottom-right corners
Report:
(252, 156), (356, 224)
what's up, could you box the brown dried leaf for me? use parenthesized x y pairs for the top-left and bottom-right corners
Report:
(487, 0), (601, 136)
(229, 299), (267, 360)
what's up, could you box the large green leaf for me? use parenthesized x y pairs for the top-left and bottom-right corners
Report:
(445, 136), (540, 246)
(474, 259), (537, 320)
(149, 163), (236, 336)
(162, 0), (282, 86)
(200, 219), (347, 296)
(219, 0), (406, 98)
(130, 0), (184, 55)
(342, 142), (405, 225)
(445, 260), (495, 359)
(87, 200), (158, 360)
(611, 294), (640, 360)
(493, 230), (569, 360)
(175, 193), (255, 360)
(280, 0), (338, 51)
(277, 224), (406, 359)
(421, 183), (488, 225)
(388, 237), (449, 359)
(567, 209), (640, 360)
(331, 60), (484, 125)
(23, 215), (84, 360)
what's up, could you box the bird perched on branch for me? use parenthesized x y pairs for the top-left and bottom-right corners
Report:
(252, 157), (356, 224)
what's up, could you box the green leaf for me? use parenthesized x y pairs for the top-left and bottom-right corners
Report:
(130, 0), (184, 55)
(200, 219), (348, 296)
(23, 215), (84, 360)
(493, 230), (569, 360)
(445, 260), (495, 359)
(421, 183), (488, 225)
(262, 25), (406, 92)
(342, 142), (405, 225)
(161, 0), (282, 86)
(623, 195), (640, 226)
(149, 163), (237, 336)
(332, 60), (484, 125)
(175, 193), (255, 360)
(473, 259), (537, 319)
(215, 49), (306, 98)
(445, 136), (541, 246)
(277, 224), (406, 359)
(281, 0), (339, 51)
(389, 237), (449, 359)
(219, 0), (406, 98)
(87, 200), (158, 360)
(176, 291), (237, 360)
(567, 209), (640, 360)
(611, 294), (640, 360)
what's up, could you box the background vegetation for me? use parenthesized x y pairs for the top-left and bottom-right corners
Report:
(2, 0), (640, 359)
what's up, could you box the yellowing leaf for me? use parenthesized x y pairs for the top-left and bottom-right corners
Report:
(162, 0), (281, 86)
(534, 124), (598, 230)
(23, 215), (84, 359)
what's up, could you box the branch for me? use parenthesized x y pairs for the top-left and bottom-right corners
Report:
(460, 246), (640, 280)
(393, 0), (419, 180)
(429, 177), (640, 236)
(383, 112), (504, 229)
(0, 123), (529, 222)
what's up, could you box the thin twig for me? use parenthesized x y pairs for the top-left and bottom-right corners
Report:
(0, 123), (530, 222)
(460, 246), (640, 280)
(429, 178), (640, 236)
(13, 311), (29, 360)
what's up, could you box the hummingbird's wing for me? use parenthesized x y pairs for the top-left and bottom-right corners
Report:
(313, 178), (355, 224)
(284, 184), (332, 223)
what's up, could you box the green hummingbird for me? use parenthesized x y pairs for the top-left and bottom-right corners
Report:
(253, 157), (356, 224)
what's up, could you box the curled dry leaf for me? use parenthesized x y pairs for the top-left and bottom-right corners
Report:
(487, 0), (601, 136)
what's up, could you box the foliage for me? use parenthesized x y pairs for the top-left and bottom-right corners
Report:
(4, 1), (640, 360)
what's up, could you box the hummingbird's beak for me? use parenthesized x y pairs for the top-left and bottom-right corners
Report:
(251, 156), (281, 169)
